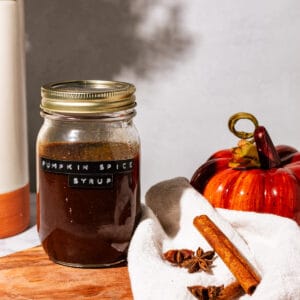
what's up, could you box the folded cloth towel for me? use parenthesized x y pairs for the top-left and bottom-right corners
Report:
(128, 177), (300, 300)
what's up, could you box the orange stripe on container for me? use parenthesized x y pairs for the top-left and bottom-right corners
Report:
(0, 184), (30, 238)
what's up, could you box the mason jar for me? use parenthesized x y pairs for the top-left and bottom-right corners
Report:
(36, 80), (141, 268)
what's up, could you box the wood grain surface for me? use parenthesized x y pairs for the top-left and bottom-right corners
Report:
(0, 246), (133, 299)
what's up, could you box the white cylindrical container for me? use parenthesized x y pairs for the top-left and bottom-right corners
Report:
(0, 0), (29, 237)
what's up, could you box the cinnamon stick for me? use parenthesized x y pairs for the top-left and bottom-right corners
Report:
(218, 281), (245, 300)
(193, 215), (261, 295)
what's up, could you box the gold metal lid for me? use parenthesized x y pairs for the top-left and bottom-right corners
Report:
(41, 80), (136, 114)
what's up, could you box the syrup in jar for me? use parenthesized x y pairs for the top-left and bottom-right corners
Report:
(37, 80), (141, 267)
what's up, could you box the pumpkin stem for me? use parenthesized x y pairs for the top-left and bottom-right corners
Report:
(228, 112), (260, 169)
(254, 126), (281, 169)
(228, 112), (281, 169)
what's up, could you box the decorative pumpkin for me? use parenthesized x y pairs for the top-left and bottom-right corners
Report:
(191, 112), (300, 224)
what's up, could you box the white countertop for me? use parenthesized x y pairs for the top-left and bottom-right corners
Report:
(0, 193), (40, 257)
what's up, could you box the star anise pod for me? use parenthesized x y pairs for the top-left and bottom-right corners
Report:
(181, 247), (215, 273)
(188, 284), (224, 300)
(163, 249), (194, 265)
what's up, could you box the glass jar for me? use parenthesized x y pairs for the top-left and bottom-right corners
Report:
(36, 80), (141, 268)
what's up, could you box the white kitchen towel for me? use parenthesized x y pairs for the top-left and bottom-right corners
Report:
(128, 177), (300, 300)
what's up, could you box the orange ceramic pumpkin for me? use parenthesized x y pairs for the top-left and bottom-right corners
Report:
(191, 113), (300, 224)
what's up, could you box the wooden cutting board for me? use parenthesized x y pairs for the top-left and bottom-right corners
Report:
(0, 246), (133, 299)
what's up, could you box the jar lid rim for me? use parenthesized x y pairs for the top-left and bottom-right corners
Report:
(41, 80), (136, 114)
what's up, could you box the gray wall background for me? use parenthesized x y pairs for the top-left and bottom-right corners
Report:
(25, 0), (190, 191)
(25, 1), (300, 194)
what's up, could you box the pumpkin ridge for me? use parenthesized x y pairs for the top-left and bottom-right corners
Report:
(203, 169), (241, 209)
